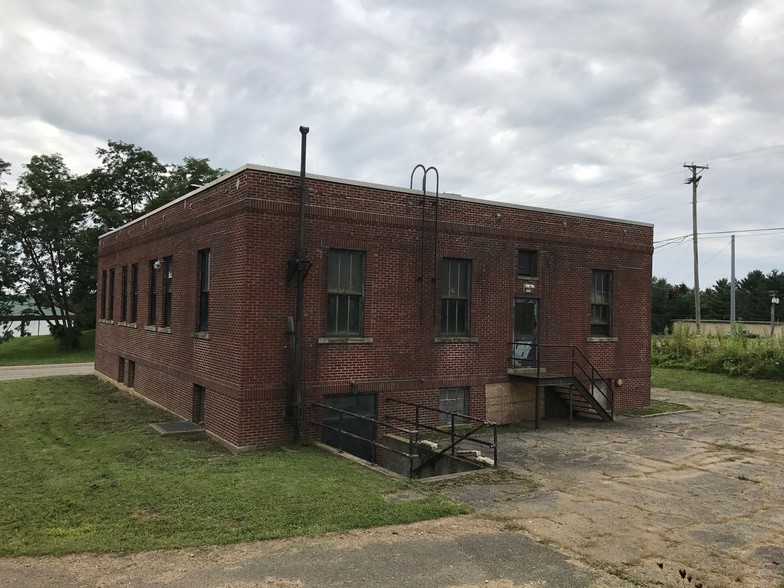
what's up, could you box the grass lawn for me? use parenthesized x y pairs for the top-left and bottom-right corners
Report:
(0, 375), (467, 556)
(652, 366), (784, 405)
(0, 330), (95, 366)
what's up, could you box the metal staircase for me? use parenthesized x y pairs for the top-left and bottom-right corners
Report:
(508, 343), (614, 422)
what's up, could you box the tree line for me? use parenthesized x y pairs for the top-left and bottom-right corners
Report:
(652, 271), (784, 334)
(0, 141), (226, 348)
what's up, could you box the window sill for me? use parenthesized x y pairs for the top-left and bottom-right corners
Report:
(125, 322), (137, 329)
(434, 336), (480, 344)
(159, 327), (172, 334)
(516, 275), (539, 280)
(144, 325), (157, 332)
(192, 331), (210, 340)
(99, 319), (114, 325)
(586, 336), (618, 343)
(318, 337), (373, 344)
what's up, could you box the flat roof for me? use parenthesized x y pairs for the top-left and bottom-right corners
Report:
(100, 164), (653, 239)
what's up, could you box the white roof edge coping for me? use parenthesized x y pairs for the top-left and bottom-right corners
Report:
(99, 163), (653, 239)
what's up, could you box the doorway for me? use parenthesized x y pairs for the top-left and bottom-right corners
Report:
(322, 393), (378, 462)
(513, 299), (539, 366)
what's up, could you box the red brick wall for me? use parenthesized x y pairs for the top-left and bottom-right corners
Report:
(96, 165), (653, 449)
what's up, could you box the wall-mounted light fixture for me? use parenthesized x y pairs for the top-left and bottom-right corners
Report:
(523, 283), (535, 293)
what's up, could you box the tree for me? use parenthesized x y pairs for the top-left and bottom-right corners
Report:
(86, 140), (166, 229)
(143, 157), (227, 214)
(0, 154), (87, 348)
(0, 158), (21, 342)
(701, 278), (731, 321)
(651, 276), (694, 334)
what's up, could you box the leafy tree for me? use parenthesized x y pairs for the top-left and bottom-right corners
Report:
(0, 158), (21, 342)
(0, 154), (87, 348)
(651, 276), (694, 334)
(86, 140), (166, 228)
(143, 157), (227, 214)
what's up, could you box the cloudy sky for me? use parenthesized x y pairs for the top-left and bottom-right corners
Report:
(2, 0), (783, 289)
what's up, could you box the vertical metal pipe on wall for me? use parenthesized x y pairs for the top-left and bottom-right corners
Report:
(291, 125), (309, 444)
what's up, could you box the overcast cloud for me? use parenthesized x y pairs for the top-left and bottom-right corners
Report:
(2, 0), (783, 288)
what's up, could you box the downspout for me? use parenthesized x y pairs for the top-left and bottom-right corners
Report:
(292, 125), (309, 444)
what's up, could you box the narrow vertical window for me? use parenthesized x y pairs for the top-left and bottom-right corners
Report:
(120, 266), (128, 322)
(441, 258), (471, 335)
(326, 250), (364, 335)
(163, 256), (173, 328)
(100, 270), (107, 320)
(130, 264), (138, 323)
(591, 270), (613, 336)
(197, 249), (211, 332)
(108, 268), (115, 320)
(148, 260), (158, 326)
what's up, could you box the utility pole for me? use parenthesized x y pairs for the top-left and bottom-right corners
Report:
(730, 235), (736, 334)
(684, 163), (709, 333)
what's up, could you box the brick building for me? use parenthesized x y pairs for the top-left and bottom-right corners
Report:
(95, 164), (653, 455)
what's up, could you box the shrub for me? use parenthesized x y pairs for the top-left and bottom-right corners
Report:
(652, 329), (784, 380)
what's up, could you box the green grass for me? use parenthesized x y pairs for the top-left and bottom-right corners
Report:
(621, 399), (691, 417)
(0, 330), (95, 366)
(652, 366), (784, 405)
(0, 375), (467, 556)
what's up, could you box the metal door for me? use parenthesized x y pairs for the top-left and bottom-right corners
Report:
(513, 299), (539, 366)
(322, 393), (377, 462)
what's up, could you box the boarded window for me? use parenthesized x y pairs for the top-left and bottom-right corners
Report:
(120, 266), (128, 322)
(130, 264), (138, 323)
(108, 269), (115, 320)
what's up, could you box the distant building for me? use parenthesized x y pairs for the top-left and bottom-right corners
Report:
(95, 165), (653, 456)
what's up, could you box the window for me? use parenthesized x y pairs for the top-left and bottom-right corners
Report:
(130, 264), (138, 323)
(118, 357), (125, 382)
(108, 269), (115, 320)
(518, 250), (537, 277)
(100, 270), (107, 319)
(326, 250), (364, 335)
(441, 258), (471, 335)
(591, 270), (613, 336)
(197, 249), (211, 332)
(439, 388), (468, 424)
(192, 385), (206, 425)
(148, 260), (158, 325)
(127, 360), (135, 388)
(120, 266), (128, 322)
(163, 256), (173, 328)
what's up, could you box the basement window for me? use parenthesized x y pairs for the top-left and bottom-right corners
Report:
(439, 387), (468, 424)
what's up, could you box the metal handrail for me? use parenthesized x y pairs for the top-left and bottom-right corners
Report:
(384, 397), (498, 468)
(508, 342), (614, 418)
